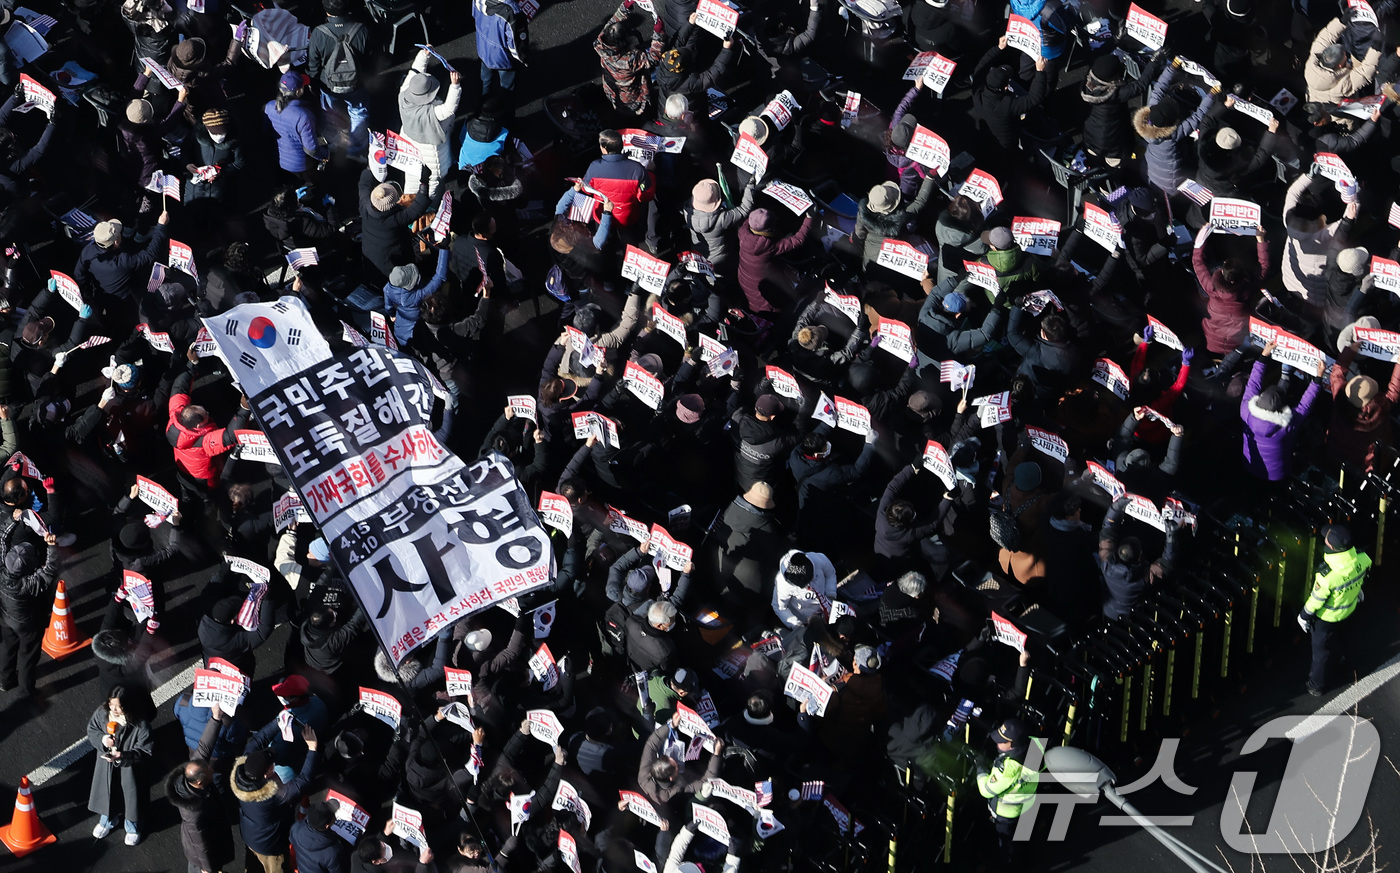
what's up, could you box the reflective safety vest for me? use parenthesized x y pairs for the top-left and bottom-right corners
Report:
(977, 751), (1040, 818)
(1305, 547), (1370, 623)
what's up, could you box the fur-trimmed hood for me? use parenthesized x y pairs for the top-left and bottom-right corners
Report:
(1247, 395), (1295, 429)
(374, 648), (421, 684)
(164, 767), (211, 811)
(1081, 71), (1119, 104)
(1132, 107), (1177, 141)
(229, 756), (279, 803)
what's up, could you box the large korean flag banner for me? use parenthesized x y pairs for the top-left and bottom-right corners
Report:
(203, 298), (553, 666)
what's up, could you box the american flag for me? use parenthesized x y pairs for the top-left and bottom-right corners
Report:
(236, 582), (267, 630)
(1389, 201), (1400, 229)
(800, 780), (825, 801)
(73, 335), (112, 350)
(940, 360), (974, 390)
(755, 781), (773, 807)
(1178, 180), (1213, 207)
(286, 248), (319, 269)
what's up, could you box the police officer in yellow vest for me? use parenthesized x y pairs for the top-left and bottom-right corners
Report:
(1299, 525), (1370, 696)
(977, 717), (1038, 859)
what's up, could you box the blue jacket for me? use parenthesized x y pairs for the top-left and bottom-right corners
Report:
(1009, 0), (1072, 59)
(246, 695), (330, 770)
(264, 98), (326, 173)
(290, 818), (346, 873)
(474, 0), (524, 70)
(173, 692), (248, 761)
(384, 249), (451, 344)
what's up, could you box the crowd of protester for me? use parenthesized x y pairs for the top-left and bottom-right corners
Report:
(0, 0), (1395, 868)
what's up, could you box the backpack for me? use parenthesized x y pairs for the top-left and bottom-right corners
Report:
(988, 495), (1043, 552)
(600, 601), (630, 657)
(320, 22), (365, 94)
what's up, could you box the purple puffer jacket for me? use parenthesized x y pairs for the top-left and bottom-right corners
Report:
(1240, 360), (1321, 481)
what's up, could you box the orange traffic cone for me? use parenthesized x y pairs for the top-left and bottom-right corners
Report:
(0, 777), (56, 857)
(41, 581), (90, 660)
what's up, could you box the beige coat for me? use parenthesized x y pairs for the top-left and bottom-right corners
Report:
(1304, 19), (1380, 104)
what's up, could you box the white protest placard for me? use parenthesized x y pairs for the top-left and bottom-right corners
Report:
(697, 333), (727, 363)
(325, 789), (371, 844)
(1021, 289), (1062, 316)
(824, 285), (862, 323)
(841, 91), (861, 128)
(358, 687), (402, 729)
(876, 317), (915, 362)
(564, 325), (600, 370)
(225, 554), (271, 586)
(273, 490), (310, 532)
(390, 802), (427, 848)
(7, 452), (41, 479)
(876, 239), (929, 279)
(1082, 202), (1122, 252)
(191, 666), (248, 714)
(964, 260), (999, 293)
(607, 505), (649, 542)
(1209, 198), (1261, 235)
(1370, 256), (1400, 294)
(624, 360), (665, 410)
(18, 73), (53, 117)
(693, 803), (731, 844)
(1354, 327), (1400, 362)
(903, 50), (937, 81)
(904, 125), (950, 175)
(649, 523), (693, 572)
(765, 366), (802, 400)
(1006, 14), (1041, 59)
(730, 132), (768, 179)
(444, 665), (474, 699)
(783, 663), (833, 715)
(431, 191), (452, 243)
(622, 245), (669, 294)
(675, 701), (716, 739)
(833, 395), (871, 436)
(1012, 216), (1061, 256)
(370, 130), (422, 174)
(141, 57), (181, 88)
(1177, 57), (1221, 88)
(135, 322), (174, 353)
(762, 90), (802, 130)
(537, 491), (573, 538)
(678, 251), (715, 279)
(1232, 99), (1274, 125)
(1249, 319), (1324, 375)
(1313, 152), (1355, 183)
(1146, 314), (1184, 350)
(234, 430), (279, 465)
(922, 440), (956, 488)
(620, 791), (663, 827)
(558, 829), (583, 873)
(710, 779), (759, 810)
(1092, 358), (1130, 400)
(1125, 493), (1167, 531)
(991, 611), (1028, 652)
(1349, 0), (1378, 24)
(651, 302), (689, 348)
(694, 0), (738, 36)
(922, 53), (957, 95)
(169, 239), (198, 279)
(136, 475), (178, 518)
(49, 270), (83, 311)
(528, 643), (559, 690)
(1124, 3), (1167, 49)
(1086, 460), (1126, 499)
(763, 180), (813, 215)
(571, 410), (619, 447)
(1026, 425), (1069, 463)
(506, 394), (537, 423)
(1163, 496), (1198, 530)
(976, 391), (1012, 428)
(959, 168), (1003, 211)
(526, 708), (565, 745)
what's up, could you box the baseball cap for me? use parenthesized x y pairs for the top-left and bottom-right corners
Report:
(271, 674), (310, 698)
(993, 717), (1027, 744)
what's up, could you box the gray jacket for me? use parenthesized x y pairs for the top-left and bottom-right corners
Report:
(684, 183), (755, 273)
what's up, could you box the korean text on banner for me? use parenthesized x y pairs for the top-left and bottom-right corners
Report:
(875, 318), (915, 362)
(1370, 256), (1400, 294)
(1092, 358), (1130, 399)
(904, 125), (949, 175)
(1147, 314), (1184, 350)
(823, 285), (862, 323)
(1124, 3), (1167, 49)
(991, 611), (1028, 651)
(730, 132), (768, 179)
(876, 239), (928, 279)
(765, 366), (802, 400)
(1083, 202), (1122, 252)
(694, 0), (738, 36)
(201, 297), (553, 667)
(922, 53), (957, 94)
(1012, 216), (1061, 256)
(1006, 14), (1041, 58)
(1209, 198), (1262, 234)
(622, 245), (669, 294)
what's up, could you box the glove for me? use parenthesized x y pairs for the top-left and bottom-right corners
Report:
(79, 304), (93, 320)
(1180, 348), (1194, 367)
(296, 185), (310, 201)
(1297, 611), (1311, 632)
(653, 17), (664, 32)
(622, 0), (635, 7)
(41, 477), (54, 494)
(1142, 323), (1154, 343)
(419, 164), (432, 185)
(45, 278), (56, 292)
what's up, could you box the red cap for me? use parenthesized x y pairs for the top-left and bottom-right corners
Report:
(271, 674), (309, 698)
